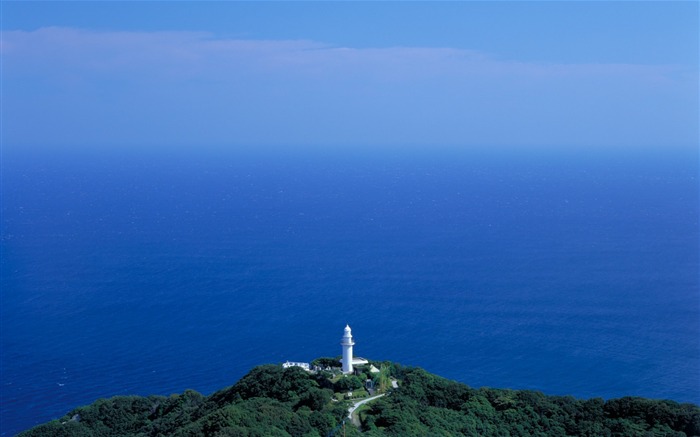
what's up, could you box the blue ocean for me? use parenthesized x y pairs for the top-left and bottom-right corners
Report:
(1, 147), (698, 435)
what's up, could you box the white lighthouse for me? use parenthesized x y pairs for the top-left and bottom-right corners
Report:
(340, 324), (355, 374)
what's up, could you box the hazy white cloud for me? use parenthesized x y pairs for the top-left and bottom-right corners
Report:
(2, 27), (696, 149)
(3, 27), (685, 83)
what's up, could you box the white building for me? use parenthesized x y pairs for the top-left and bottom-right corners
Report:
(340, 324), (368, 374)
(282, 361), (310, 371)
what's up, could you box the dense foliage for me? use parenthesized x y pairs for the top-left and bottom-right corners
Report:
(20, 365), (346, 437)
(360, 367), (700, 436)
(20, 362), (700, 436)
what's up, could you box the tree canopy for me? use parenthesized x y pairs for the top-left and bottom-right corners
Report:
(20, 361), (700, 436)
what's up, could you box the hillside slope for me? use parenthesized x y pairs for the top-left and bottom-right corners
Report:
(20, 360), (700, 436)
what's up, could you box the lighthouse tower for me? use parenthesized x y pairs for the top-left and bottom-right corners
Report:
(340, 324), (355, 374)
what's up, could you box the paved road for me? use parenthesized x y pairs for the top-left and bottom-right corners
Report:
(347, 394), (386, 426)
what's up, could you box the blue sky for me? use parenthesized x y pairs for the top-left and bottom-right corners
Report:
(2, 1), (698, 151)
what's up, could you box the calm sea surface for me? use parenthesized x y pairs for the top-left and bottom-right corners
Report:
(1, 147), (698, 435)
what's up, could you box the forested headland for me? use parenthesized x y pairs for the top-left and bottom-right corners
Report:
(20, 359), (700, 436)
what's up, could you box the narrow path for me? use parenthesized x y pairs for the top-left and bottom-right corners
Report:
(347, 394), (385, 426)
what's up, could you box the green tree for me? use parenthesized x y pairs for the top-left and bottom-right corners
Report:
(335, 375), (364, 392)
